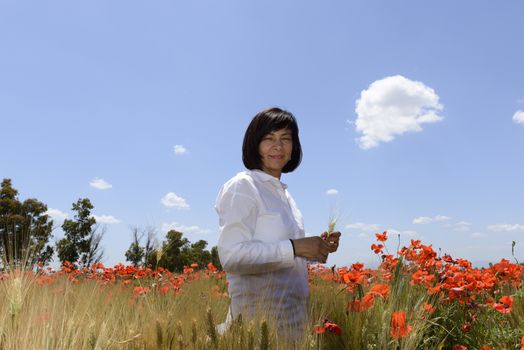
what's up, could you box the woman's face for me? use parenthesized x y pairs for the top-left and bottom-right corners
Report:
(258, 128), (293, 179)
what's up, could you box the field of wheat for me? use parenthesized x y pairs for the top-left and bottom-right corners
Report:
(1, 232), (523, 350)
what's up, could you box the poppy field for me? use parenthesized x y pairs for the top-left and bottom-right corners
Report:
(1, 232), (523, 349)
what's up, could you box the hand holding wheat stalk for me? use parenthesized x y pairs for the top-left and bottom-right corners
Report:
(321, 216), (341, 252)
(327, 217), (337, 238)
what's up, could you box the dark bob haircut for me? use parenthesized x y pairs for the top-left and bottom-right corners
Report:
(242, 107), (302, 173)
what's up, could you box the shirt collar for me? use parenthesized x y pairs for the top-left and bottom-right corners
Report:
(248, 169), (288, 190)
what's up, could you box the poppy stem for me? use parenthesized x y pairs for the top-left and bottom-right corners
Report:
(511, 241), (520, 265)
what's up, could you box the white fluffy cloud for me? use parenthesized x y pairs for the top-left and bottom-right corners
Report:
(443, 221), (472, 232)
(326, 189), (339, 195)
(345, 222), (380, 232)
(413, 217), (432, 224)
(174, 145), (187, 155)
(161, 222), (211, 235)
(487, 224), (524, 232)
(387, 229), (419, 238)
(471, 232), (487, 238)
(44, 208), (68, 221)
(355, 75), (444, 149)
(89, 178), (112, 190)
(413, 215), (451, 224)
(452, 221), (472, 232)
(161, 192), (190, 209)
(92, 215), (120, 224)
(513, 110), (524, 124)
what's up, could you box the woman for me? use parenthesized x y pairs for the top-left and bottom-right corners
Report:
(215, 107), (341, 341)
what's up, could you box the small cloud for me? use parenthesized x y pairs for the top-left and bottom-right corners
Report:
(345, 222), (380, 232)
(471, 232), (487, 238)
(453, 221), (472, 232)
(161, 192), (190, 209)
(355, 75), (444, 149)
(413, 216), (432, 224)
(174, 145), (188, 155)
(388, 229), (419, 238)
(161, 222), (211, 235)
(89, 178), (112, 190)
(44, 208), (68, 222)
(513, 110), (524, 124)
(413, 215), (451, 224)
(92, 215), (120, 224)
(326, 189), (339, 195)
(487, 224), (524, 232)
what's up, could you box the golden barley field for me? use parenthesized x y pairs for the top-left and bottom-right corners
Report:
(1, 233), (523, 350)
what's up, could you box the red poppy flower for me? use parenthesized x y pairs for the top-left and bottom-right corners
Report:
(461, 323), (471, 333)
(158, 285), (170, 295)
(375, 231), (388, 242)
(349, 293), (374, 312)
(492, 295), (513, 314)
(390, 311), (412, 339)
(313, 325), (325, 334)
(369, 284), (390, 298)
(423, 303), (436, 314)
(371, 244), (383, 254)
(324, 321), (342, 336)
(133, 286), (150, 296)
(342, 270), (364, 284)
(207, 262), (217, 272)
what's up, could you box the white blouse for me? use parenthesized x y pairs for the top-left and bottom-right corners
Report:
(215, 169), (309, 335)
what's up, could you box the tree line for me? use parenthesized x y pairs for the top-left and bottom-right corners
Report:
(0, 178), (221, 272)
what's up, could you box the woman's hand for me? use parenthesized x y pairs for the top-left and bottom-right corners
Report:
(291, 237), (333, 263)
(321, 231), (341, 253)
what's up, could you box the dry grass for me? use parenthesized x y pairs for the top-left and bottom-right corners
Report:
(0, 253), (523, 349)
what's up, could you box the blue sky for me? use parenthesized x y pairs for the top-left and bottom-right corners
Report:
(1, 1), (523, 268)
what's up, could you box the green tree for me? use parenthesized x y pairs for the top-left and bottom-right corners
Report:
(125, 226), (157, 267)
(56, 198), (104, 268)
(210, 246), (222, 270)
(125, 227), (145, 266)
(154, 229), (221, 272)
(157, 229), (190, 272)
(180, 239), (212, 268)
(0, 178), (54, 267)
(143, 228), (156, 267)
